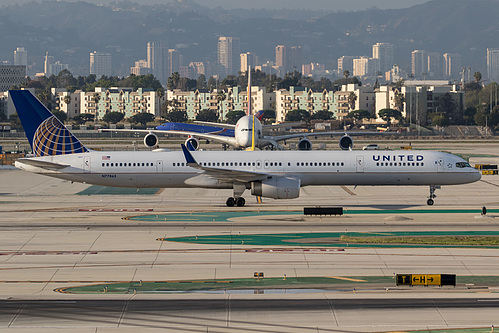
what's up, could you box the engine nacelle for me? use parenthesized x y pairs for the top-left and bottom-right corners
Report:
(143, 133), (158, 148)
(339, 135), (353, 150)
(251, 177), (300, 199)
(298, 138), (312, 151)
(185, 137), (199, 150)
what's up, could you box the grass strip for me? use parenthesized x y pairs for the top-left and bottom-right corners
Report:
(340, 235), (499, 246)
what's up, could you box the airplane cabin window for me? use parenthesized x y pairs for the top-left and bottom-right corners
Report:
(102, 163), (105, 167)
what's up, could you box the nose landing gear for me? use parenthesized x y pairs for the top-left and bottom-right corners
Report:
(427, 185), (440, 205)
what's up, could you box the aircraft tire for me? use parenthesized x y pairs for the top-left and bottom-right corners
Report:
(236, 197), (245, 207)
(427, 199), (434, 205)
(226, 197), (235, 207)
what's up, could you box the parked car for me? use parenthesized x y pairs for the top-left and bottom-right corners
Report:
(363, 144), (379, 150)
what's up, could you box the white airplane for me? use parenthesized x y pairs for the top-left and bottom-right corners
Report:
(11, 90), (481, 207)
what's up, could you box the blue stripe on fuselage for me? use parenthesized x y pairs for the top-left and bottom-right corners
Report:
(156, 123), (235, 137)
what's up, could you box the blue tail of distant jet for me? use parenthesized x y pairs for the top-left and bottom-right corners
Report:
(9, 90), (88, 157)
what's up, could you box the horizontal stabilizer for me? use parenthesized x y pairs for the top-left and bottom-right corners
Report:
(16, 158), (69, 170)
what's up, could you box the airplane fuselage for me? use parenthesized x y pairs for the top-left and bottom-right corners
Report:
(15, 149), (481, 190)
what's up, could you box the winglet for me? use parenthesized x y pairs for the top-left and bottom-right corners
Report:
(181, 144), (198, 166)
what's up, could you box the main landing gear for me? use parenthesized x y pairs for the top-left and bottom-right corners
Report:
(427, 185), (440, 205)
(226, 183), (246, 207)
(226, 197), (245, 207)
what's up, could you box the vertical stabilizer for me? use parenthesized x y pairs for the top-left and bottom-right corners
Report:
(247, 65), (252, 116)
(9, 90), (88, 156)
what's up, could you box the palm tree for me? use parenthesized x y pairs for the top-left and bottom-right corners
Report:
(394, 91), (405, 112)
(347, 92), (357, 111)
(216, 90), (226, 119)
(474, 72), (482, 84)
(93, 93), (101, 126)
(343, 70), (350, 88)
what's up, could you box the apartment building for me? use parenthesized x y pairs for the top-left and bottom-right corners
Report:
(165, 86), (272, 121)
(275, 87), (336, 122)
(333, 84), (375, 121)
(50, 87), (161, 120)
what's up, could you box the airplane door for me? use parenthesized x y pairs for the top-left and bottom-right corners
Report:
(256, 160), (262, 170)
(156, 160), (163, 173)
(264, 160), (270, 169)
(356, 156), (364, 173)
(83, 156), (91, 173)
(437, 157), (444, 172)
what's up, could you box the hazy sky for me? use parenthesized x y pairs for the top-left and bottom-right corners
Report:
(0, 0), (431, 10)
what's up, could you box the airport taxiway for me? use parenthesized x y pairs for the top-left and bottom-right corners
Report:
(1, 152), (499, 332)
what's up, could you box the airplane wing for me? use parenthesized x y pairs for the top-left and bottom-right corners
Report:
(100, 129), (238, 146)
(16, 158), (70, 170)
(181, 144), (269, 183)
(193, 121), (236, 129)
(267, 131), (397, 142)
(262, 122), (304, 130)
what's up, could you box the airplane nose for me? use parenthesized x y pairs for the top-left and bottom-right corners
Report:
(473, 170), (482, 182)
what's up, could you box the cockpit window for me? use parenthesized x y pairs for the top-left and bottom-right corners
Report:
(456, 162), (471, 168)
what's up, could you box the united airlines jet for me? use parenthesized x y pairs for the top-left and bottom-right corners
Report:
(11, 90), (480, 207)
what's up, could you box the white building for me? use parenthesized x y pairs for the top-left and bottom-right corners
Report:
(487, 48), (499, 83)
(240, 52), (258, 73)
(353, 57), (380, 77)
(130, 60), (150, 76)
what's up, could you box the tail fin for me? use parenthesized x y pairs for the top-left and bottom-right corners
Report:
(9, 90), (88, 157)
(255, 110), (265, 121)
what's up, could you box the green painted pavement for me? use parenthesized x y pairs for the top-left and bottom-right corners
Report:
(77, 186), (160, 195)
(162, 231), (499, 248)
(57, 276), (499, 294)
(128, 209), (499, 222)
(401, 329), (495, 333)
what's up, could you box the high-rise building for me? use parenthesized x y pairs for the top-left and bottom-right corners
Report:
(44, 52), (54, 76)
(487, 48), (499, 83)
(240, 52), (258, 73)
(14, 47), (27, 66)
(130, 59), (151, 76)
(147, 41), (168, 85)
(426, 52), (442, 79)
(353, 57), (380, 77)
(288, 46), (303, 72)
(411, 50), (427, 78)
(89, 51), (111, 78)
(0, 65), (26, 91)
(217, 37), (240, 78)
(168, 49), (181, 78)
(443, 53), (462, 79)
(372, 42), (394, 73)
(275, 45), (286, 72)
(189, 62), (205, 77)
(337, 56), (355, 73)
(50, 61), (69, 76)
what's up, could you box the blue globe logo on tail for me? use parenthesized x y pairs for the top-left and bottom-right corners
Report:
(9, 90), (89, 157)
(33, 115), (88, 156)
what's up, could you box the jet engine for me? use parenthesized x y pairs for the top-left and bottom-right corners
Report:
(143, 133), (159, 148)
(185, 137), (199, 150)
(339, 134), (353, 150)
(251, 177), (300, 199)
(297, 138), (312, 151)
